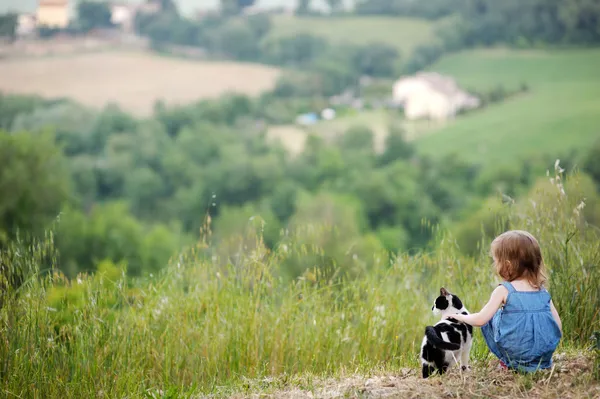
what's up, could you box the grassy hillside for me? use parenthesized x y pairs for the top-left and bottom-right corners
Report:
(415, 48), (600, 166)
(267, 16), (436, 56)
(2, 175), (599, 397)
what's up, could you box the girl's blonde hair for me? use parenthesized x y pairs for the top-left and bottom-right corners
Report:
(491, 230), (548, 289)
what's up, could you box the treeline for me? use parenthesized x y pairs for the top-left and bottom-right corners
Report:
(135, 8), (399, 97)
(357, 0), (600, 46)
(404, 0), (600, 72)
(355, 0), (466, 20)
(2, 93), (600, 278)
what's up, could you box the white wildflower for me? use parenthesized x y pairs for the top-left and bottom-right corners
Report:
(529, 199), (537, 209)
(574, 200), (586, 215)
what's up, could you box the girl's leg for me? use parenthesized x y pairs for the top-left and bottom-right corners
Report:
(481, 320), (505, 362)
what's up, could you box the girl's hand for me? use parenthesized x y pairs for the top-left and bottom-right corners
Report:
(445, 314), (465, 322)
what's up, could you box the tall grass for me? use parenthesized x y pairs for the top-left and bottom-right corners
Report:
(1, 165), (598, 397)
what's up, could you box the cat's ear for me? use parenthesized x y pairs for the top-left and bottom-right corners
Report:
(440, 287), (449, 296)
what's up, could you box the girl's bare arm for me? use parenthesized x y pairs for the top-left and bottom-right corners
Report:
(446, 285), (507, 327)
(550, 300), (562, 333)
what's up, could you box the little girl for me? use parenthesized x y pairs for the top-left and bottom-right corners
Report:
(448, 230), (562, 372)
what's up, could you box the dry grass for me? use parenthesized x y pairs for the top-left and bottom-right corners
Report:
(267, 125), (308, 156)
(226, 354), (599, 399)
(0, 51), (281, 115)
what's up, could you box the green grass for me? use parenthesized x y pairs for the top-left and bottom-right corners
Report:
(307, 109), (392, 138)
(415, 48), (600, 166)
(267, 15), (436, 56)
(1, 169), (598, 397)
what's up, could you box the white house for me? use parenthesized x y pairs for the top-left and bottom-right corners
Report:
(392, 72), (480, 121)
(110, 3), (137, 32)
(17, 14), (37, 38)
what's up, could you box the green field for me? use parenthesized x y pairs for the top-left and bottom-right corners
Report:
(267, 16), (436, 56)
(415, 48), (600, 166)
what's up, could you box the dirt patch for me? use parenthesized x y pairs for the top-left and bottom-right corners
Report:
(0, 51), (281, 116)
(267, 125), (308, 157)
(224, 354), (599, 399)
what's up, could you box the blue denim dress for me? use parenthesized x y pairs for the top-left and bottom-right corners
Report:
(481, 281), (562, 372)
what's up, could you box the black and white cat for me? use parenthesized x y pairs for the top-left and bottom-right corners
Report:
(420, 287), (473, 378)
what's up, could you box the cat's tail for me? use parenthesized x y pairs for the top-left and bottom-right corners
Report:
(425, 326), (460, 351)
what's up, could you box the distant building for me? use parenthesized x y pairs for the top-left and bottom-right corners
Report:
(392, 72), (480, 121)
(17, 14), (37, 38)
(110, 3), (137, 33)
(36, 0), (71, 29)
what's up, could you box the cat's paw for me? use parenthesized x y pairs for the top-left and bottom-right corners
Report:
(461, 365), (471, 372)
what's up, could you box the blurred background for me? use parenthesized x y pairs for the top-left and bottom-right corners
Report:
(0, 0), (599, 278)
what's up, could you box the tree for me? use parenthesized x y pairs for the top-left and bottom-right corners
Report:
(55, 202), (180, 277)
(262, 34), (328, 66)
(559, 0), (600, 43)
(326, 0), (343, 13)
(246, 14), (272, 39)
(351, 42), (399, 77)
(214, 21), (260, 60)
(338, 125), (375, 155)
(0, 13), (17, 42)
(582, 139), (600, 187)
(221, 0), (256, 15)
(77, 2), (113, 32)
(0, 131), (70, 245)
(378, 126), (413, 166)
(139, 11), (180, 48)
(157, 0), (179, 14)
(296, 0), (311, 15)
(0, 94), (46, 130)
